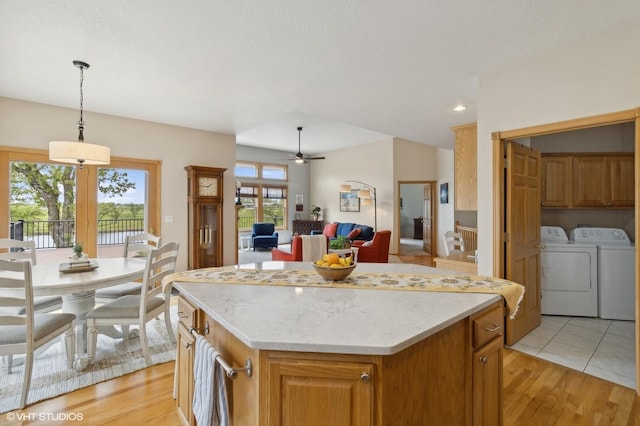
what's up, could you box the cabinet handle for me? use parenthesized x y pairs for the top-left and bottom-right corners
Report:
(480, 356), (487, 364)
(485, 323), (501, 333)
(185, 341), (192, 349)
(360, 372), (370, 383)
(178, 311), (188, 318)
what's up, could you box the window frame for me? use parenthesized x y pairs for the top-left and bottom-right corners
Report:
(0, 146), (161, 257)
(236, 161), (289, 231)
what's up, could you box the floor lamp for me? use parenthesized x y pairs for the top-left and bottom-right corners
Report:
(340, 180), (377, 231)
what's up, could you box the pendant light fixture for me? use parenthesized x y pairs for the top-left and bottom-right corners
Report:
(49, 60), (110, 168)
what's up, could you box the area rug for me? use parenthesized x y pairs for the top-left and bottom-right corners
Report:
(0, 306), (178, 413)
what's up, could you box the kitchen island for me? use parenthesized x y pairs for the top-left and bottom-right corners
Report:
(170, 262), (509, 426)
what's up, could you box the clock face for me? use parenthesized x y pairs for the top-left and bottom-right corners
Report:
(198, 177), (218, 197)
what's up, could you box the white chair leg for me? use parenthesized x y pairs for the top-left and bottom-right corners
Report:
(3, 355), (13, 374)
(164, 308), (176, 344)
(87, 320), (98, 366)
(121, 325), (130, 340)
(64, 328), (76, 369)
(139, 324), (152, 365)
(20, 350), (33, 409)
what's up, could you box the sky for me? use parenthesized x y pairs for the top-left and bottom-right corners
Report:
(98, 168), (146, 204)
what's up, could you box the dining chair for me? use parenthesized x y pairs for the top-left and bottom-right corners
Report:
(0, 259), (76, 409)
(0, 239), (62, 314)
(95, 232), (162, 303)
(86, 242), (178, 366)
(442, 231), (465, 256)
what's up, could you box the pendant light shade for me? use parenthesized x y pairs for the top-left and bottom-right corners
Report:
(49, 60), (110, 168)
(49, 141), (110, 165)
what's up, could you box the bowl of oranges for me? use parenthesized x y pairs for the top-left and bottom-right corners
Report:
(313, 252), (356, 281)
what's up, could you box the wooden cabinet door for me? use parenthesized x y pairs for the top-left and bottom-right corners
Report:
(541, 156), (571, 207)
(573, 155), (634, 207)
(453, 123), (477, 211)
(573, 156), (608, 207)
(607, 155), (635, 207)
(176, 323), (195, 426)
(267, 358), (373, 426)
(473, 337), (503, 426)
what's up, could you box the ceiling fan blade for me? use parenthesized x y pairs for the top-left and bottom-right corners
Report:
(305, 156), (325, 160)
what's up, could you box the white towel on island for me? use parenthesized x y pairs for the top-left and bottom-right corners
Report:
(192, 334), (230, 426)
(301, 234), (327, 261)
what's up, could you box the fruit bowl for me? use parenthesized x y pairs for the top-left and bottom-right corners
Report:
(312, 263), (357, 281)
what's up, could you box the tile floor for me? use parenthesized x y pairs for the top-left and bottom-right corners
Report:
(508, 315), (636, 389)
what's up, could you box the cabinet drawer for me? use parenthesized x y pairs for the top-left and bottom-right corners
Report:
(473, 305), (503, 349)
(177, 297), (197, 328)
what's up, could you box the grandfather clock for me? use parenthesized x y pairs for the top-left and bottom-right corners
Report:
(185, 165), (226, 269)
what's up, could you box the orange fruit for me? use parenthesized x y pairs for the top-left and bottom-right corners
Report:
(326, 253), (339, 265)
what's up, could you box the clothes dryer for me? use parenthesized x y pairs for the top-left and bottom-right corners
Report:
(540, 226), (598, 317)
(570, 227), (635, 321)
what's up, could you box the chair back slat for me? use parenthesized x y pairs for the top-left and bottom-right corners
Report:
(123, 233), (162, 258)
(0, 239), (37, 265)
(0, 259), (33, 328)
(141, 242), (179, 307)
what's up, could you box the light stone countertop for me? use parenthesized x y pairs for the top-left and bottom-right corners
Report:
(174, 261), (502, 356)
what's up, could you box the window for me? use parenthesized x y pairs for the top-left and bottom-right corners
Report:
(236, 161), (288, 231)
(1, 146), (160, 261)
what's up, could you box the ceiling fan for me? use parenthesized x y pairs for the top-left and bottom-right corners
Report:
(289, 126), (325, 164)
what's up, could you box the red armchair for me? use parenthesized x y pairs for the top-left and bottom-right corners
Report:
(351, 230), (392, 263)
(271, 236), (302, 261)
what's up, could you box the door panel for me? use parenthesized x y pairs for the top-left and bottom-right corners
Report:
(423, 184), (433, 254)
(506, 141), (541, 345)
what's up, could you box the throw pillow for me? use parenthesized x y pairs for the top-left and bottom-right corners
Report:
(363, 240), (373, 247)
(323, 223), (338, 238)
(347, 227), (362, 239)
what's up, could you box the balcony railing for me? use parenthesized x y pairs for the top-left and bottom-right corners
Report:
(10, 219), (145, 249)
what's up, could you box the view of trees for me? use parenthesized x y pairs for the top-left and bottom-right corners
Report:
(10, 162), (137, 247)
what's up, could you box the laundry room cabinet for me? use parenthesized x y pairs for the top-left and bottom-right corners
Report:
(541, 153), (634, 209)
(541, 156), (572, 208)
(573, 154), (634, 208)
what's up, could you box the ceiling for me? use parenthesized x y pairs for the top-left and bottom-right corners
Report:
(1, 1), (639, 154)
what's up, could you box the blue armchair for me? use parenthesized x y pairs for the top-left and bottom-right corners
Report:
(252, 222), (278, 251)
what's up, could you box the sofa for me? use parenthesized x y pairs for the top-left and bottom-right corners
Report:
(251, 222), (278, 251)
(351, 230), (392, 263)
(311, 222), (374, 242)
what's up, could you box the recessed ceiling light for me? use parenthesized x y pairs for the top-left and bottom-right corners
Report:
(453, 105), (467, 112)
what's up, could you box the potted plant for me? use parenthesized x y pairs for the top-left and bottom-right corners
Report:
(311, 206), (322, 221)
(71, 242), (88, 261)
(329, 235), (351, 250)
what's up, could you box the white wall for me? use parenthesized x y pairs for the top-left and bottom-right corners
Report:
(436, 147), (455, 257)
(310, 138), (394, 243)
(0, 96), (237, 272)
(476, 25), (640, 274)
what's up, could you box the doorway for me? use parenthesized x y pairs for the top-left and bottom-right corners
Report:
(493, 107), (640, 394)
(397, 181), (437, 261)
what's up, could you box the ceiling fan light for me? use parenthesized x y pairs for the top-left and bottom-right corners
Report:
(340, 184), (352, 192)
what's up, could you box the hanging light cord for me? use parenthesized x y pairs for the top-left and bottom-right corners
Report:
(77, 64), (85, 142)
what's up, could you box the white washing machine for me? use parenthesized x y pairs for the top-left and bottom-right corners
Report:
(570, 227), (635, 321)
(540, 226), (598, 317)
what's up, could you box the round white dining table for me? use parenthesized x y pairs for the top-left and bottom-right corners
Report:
(30, 257), (147, 369)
